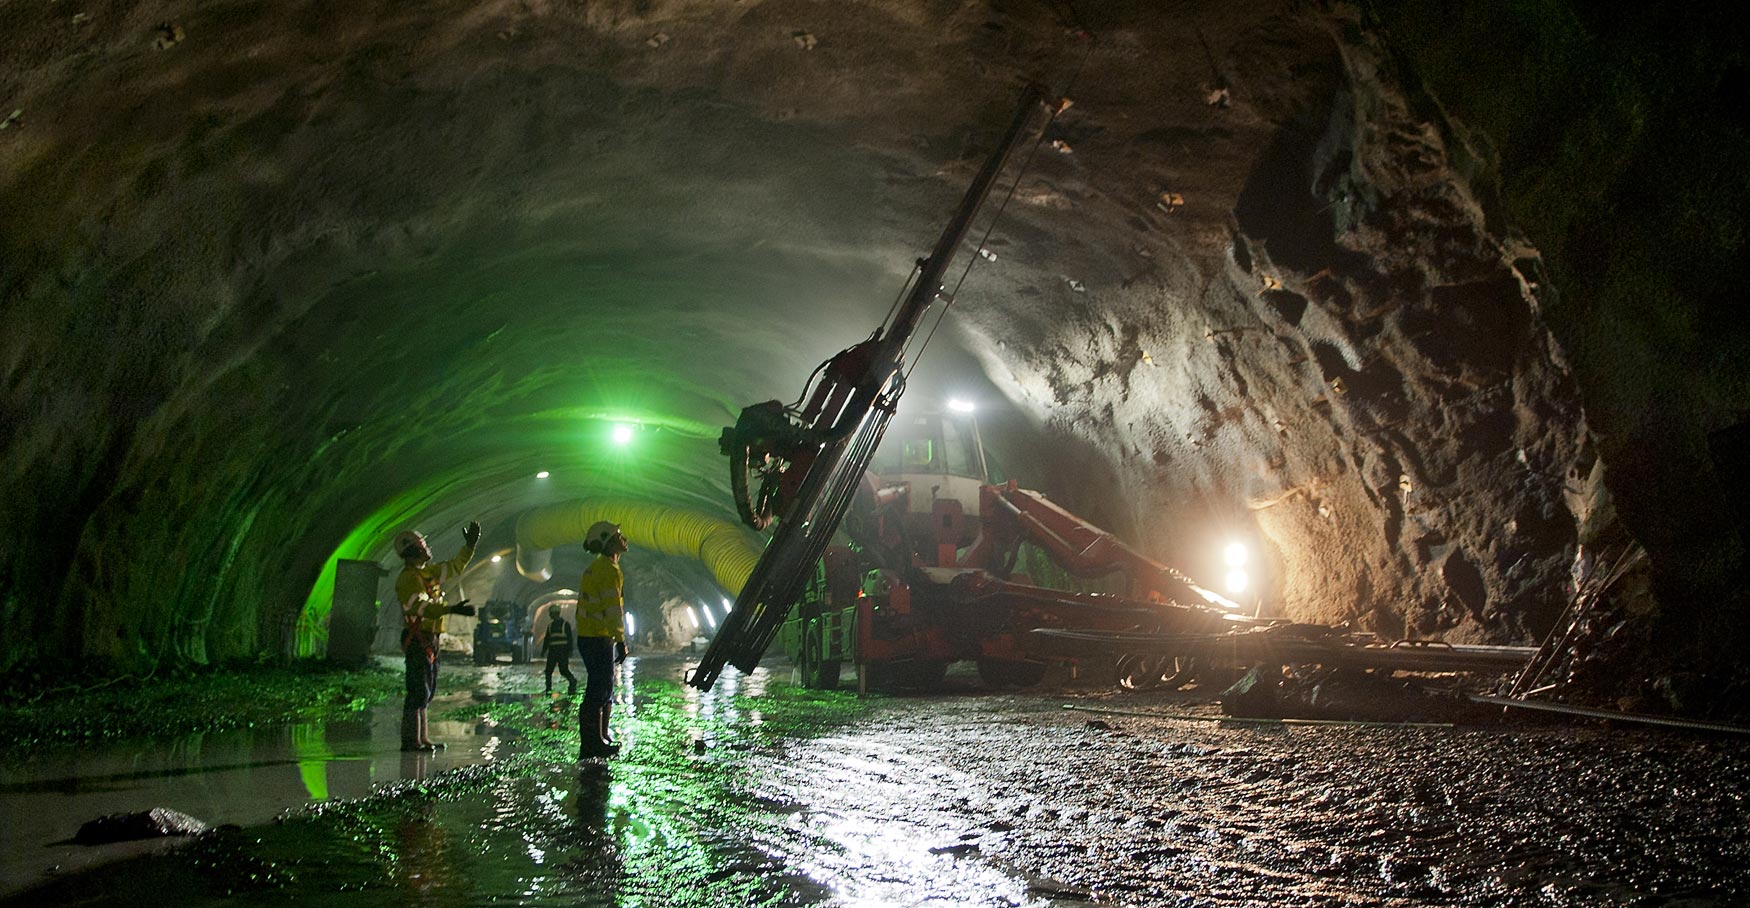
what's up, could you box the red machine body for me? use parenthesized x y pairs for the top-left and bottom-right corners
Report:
(784, 411), (1255, 690)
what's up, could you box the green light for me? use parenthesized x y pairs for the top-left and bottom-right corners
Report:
(612, 423), (634, 445)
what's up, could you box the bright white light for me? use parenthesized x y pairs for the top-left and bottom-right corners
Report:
(490, 554), (502, 563)
(1225, 569), (1250, 594)
(947, 398), (976, 413)
(625, 613), (636, 636)
(536, 470), (550, 479)
(611, 423), (634, 445)
(1223, 542), (1249, 567)
(685, 606), (698, 628)
(702, 605), (717, 629)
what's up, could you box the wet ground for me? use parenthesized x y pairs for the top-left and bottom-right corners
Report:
(3, 654), (1747, 907)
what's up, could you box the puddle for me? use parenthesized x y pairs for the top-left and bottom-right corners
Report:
(0, 681), (512, 895)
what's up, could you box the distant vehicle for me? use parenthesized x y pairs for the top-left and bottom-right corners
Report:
(473, 599), (530, 665)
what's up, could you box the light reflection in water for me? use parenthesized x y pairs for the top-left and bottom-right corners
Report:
(292, 720), (332, 801)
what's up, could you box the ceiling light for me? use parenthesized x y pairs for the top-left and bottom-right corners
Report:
(947, 398), (976, 413)
(1223, 542), (1249, 567)
(536, 470), (550, 479)
(612, 424), (634, 445)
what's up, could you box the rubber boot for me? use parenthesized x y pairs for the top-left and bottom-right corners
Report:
(401, 707), (425, 752)
(599, 703), (619, 749)
(417, 709), (444, 750)
(577, 705), (618, 760)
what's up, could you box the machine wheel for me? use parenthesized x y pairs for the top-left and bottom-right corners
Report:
(1115, 654), (1164, 691)
(802, 622), (841, 690)
(977, 658), (1047, 689)
(1115, 654), (1195, 691)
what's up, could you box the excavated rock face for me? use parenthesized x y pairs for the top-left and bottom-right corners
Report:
(0, 1), (1736, 691)
(957, 21), (1586, 643)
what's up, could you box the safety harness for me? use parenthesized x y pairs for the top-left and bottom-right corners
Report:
(402, 571), (444, 663)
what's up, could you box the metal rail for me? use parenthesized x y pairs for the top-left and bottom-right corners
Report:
(1034, 628), (1537, 674)
(1468, 694), (1750, 736)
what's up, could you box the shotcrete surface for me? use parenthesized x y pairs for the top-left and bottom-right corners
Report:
(3, 655), (1744, 907)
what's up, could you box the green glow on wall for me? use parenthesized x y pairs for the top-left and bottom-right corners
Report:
(294, 403), (725, 658)
(296, 472), (478, 658)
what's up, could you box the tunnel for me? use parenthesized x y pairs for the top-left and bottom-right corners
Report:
(3, 1), (1749, 904)
(5, 0), (1744, 707)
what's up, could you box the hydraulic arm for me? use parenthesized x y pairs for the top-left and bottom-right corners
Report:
(966, 482), (1245, 614)
(690, 86), (1055, 690)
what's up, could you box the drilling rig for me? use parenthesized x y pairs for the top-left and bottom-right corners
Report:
(688, 86), (1253, 692)
(687, 87), (1537, 697)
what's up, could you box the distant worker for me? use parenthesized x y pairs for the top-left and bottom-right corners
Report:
(394, 522), (481, 752)
(576, 521), (630, 759)
(542, 609), (578, 696)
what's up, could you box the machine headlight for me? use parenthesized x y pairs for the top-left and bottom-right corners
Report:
(1225, 569), (1250, 594)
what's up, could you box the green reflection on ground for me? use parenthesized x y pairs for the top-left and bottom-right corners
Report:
(293, 721), (334, 801)
(3, 662), (869, 907)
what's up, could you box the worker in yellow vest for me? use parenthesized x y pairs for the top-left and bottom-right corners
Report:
(576, 520), (630, 758)
(393, 521), (480, 751)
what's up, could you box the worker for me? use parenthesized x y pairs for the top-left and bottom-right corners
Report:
(394, 521), (481, 752)
(542, 608), (578, 696)
(576, 520), (630, 759)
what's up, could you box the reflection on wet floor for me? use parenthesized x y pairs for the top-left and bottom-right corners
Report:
(6, 654), (1750, 906)
(0, 663), (509, 894)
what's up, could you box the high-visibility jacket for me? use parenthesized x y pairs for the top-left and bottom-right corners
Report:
(543, 616), (574, 653)
(575, 554), (626, 641)
(395, 542), (477, 640)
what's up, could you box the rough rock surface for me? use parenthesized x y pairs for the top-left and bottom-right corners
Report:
(71, 807), (211, 845)
(0, 2), (1742, 698)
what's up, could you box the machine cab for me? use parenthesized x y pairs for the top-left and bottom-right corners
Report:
(866, 407), (991, 561)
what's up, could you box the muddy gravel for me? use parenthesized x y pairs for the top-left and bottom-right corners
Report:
(6, 655), (1746, 907)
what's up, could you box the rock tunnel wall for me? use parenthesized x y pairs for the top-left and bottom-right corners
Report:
(0, 0), (1741, 690)
(955, 15), (1586, 643)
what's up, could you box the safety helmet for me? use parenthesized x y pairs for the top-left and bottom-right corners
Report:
(393, 530), (428, 559)
(584, 520), (622, 554)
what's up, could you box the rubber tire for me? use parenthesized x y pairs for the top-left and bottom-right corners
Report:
(802, 624), (841, 691)
(1115, 654), (1167, 691)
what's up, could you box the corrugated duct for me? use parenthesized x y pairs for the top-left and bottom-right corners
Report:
(514, 498), (763, 596)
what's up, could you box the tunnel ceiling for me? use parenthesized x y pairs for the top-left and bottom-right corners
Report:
(3, 1), (1746, 691)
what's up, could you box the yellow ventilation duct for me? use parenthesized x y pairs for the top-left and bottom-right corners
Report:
(515, 498), (764, 596)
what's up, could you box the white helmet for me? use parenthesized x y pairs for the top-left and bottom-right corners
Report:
(584, 520), (622, 553)
(393, 530), (428, 560)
